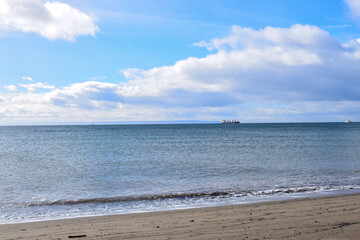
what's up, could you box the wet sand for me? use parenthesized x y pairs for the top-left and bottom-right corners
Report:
(1, 193), (359, 239)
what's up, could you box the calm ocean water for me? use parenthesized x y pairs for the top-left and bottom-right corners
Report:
(1, 122), (360, 223)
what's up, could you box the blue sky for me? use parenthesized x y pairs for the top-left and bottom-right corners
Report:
(0, 0), (360, 124)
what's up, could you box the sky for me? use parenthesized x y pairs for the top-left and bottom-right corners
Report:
(0, 0), (360, 124)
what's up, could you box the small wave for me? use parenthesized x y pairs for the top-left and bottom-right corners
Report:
(26, 191), (232, 207)
(22, 185), (360, 208)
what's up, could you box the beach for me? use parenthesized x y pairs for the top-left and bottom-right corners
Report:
(1, 193), (359, 240)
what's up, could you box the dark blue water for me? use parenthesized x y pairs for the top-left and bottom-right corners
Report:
(1, 122), (359, 223)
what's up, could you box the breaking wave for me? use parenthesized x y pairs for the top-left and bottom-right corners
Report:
(23, 185), (359, 207)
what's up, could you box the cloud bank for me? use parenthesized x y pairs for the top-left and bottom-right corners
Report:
(1, 24), (360, 124)
(0, 0), (98, 41)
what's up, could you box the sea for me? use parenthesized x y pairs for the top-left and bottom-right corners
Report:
(1, 122), (360, 224)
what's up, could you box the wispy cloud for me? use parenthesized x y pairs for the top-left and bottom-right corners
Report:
(19, 82), (55, 92)
(324, 24), (352, 29)
(3, 85), (17, 91)
(0, 0), (99, 41)
(90, 76), (107, 81)
(22, 76), (33, 82)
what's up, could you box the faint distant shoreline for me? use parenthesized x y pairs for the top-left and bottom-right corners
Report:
(0, 120), (357, 127)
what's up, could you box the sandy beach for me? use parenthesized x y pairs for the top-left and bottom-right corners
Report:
(1, 193), (359, 240)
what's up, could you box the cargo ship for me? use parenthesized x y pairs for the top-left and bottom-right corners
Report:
(221, 120), (240, 124)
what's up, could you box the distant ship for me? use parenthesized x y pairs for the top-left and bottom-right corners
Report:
(221, 120), (240, 124)
(344, 120), (352, 123)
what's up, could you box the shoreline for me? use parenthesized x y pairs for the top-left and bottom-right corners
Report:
(1, 193), (359, 239)
(2, 188), (359, 225)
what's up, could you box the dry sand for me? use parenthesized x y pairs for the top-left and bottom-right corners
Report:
(1, 193), (359, 240)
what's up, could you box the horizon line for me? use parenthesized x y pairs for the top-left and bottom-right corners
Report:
(0, 120), (356, 127)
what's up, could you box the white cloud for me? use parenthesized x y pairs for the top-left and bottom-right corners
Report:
(45, 81), (123, 109)
(345, 0), (360, 18)
(0, 0), (9, 14)
(19, 82), (55, 91)
(0, 0), (99, 41)
(118, 25), (358, 105)
(0, 24), (360, 124)
(194, 24), (339, 52)
(22, 76), (33, 81)
(3, 84), (17, 91)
